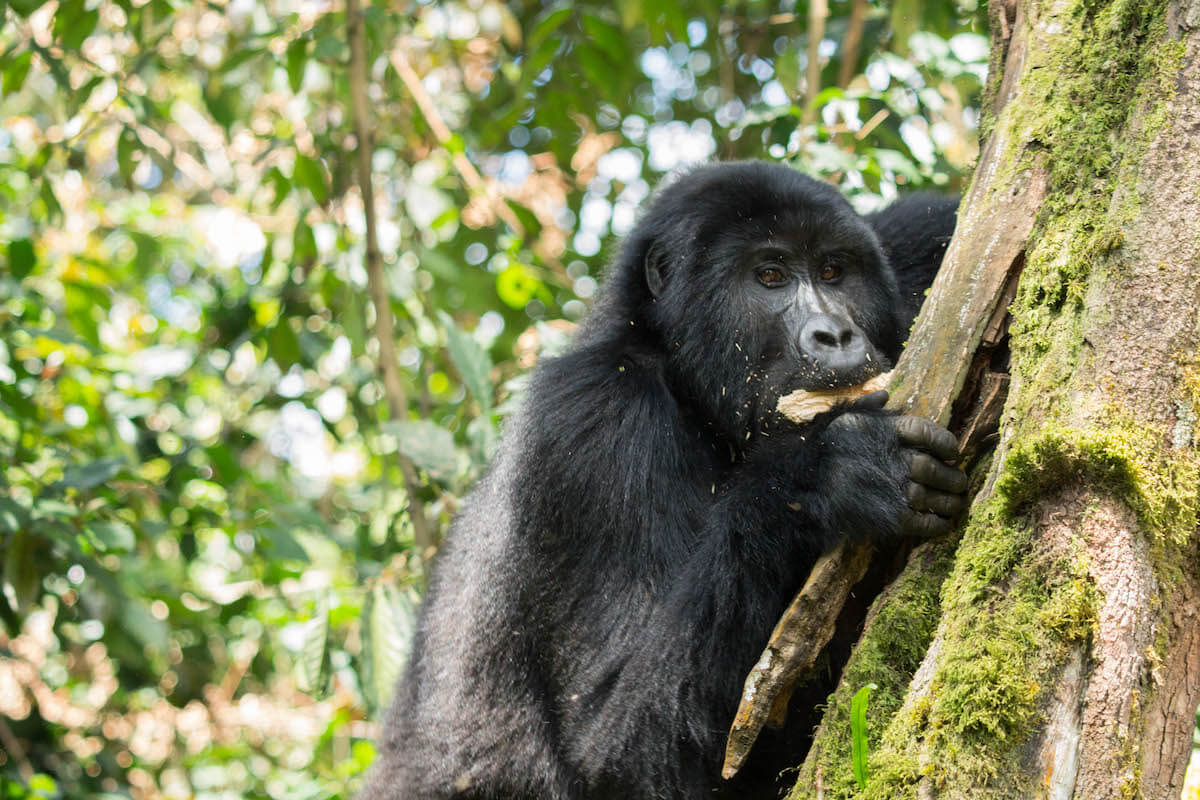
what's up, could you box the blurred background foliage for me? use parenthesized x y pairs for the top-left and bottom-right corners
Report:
(0, 0), (995, 796)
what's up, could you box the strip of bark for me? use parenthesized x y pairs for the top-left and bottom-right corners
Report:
(722, 541), (873, 777)
(346, 0), (436, 566)
(837, 0), (868, 89)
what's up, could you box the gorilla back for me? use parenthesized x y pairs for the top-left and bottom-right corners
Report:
(361, 162), (964, 800)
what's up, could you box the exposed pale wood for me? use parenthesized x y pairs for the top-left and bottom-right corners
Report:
(722, 541), (873, 778)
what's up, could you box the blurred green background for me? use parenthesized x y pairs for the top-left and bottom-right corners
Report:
(0, 0), (1008, 797)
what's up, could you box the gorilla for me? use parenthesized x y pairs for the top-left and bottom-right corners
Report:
(361, 161), (965, 800)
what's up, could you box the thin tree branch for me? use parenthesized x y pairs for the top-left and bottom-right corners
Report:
(804, 0), (828, 123)
(346, 0), (437, 569)
(0, 717), (33, 783)
(388, 44), (524, 236)
(837, 0), (868, 89)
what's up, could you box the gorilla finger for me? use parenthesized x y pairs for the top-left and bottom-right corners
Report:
(908, 482), (965, 517)
(853, 389), (889, 411)
(895, 416), (960, 461)
(908, 452), (969, 494)
(900, 509), (954, 538)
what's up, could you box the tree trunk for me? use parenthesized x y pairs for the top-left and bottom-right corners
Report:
(789, 0), (1200, 797)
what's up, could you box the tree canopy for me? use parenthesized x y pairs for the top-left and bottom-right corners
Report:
(0, 0), (1021, 797)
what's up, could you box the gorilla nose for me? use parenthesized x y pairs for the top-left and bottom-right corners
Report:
(799, 314), (867, 371)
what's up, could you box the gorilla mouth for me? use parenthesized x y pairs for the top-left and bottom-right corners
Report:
(785, 354), (891, 393)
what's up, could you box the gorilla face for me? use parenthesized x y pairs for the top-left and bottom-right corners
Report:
(634, 163), (906, 438)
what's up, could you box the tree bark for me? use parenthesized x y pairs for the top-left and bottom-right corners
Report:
(788, 0), (1200, 797)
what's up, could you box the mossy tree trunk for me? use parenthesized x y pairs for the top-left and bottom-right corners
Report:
(788, 0), (1200, 797)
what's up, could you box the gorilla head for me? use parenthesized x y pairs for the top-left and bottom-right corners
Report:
(595, 162), (907, 442)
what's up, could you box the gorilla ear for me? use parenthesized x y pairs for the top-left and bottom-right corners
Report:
(644, 240), (666, 298)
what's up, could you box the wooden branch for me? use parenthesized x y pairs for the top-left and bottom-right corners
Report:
(388, 44), (524, 236)
(722, 541), (873, 778)
(837, 0), (868, 89)
(346, 0), (437, 566)
(804, 0), (828, 123)
(0, 717), (33, 783)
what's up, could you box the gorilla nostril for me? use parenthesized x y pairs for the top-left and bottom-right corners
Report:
(813, 329), (839, 348)
(800, 314), (868, 372)
(804, 316), (857, 352)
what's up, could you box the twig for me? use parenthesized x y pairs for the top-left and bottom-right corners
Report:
(804, 0), (828, 124)
(388, 44), (524, 236)
(837, 0), (868, 89)
(0, 717), (33, 783)
(346, 0), (437, 568)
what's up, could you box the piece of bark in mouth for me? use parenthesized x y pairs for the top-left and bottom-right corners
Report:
(776, 370), (895, 423)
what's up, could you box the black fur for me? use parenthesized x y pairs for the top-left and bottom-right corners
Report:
(865, 193), (958, 323)
(362, 162), (962, 800)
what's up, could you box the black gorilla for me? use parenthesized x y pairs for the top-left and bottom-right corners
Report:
(362, 162), (965, 800)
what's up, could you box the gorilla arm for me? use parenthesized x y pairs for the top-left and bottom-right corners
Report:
(723, 388), (966, 777)
(559, 385), (963, 795)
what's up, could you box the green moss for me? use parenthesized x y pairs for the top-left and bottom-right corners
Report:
(858, 496), (1100, 798)
(787, 543), (954, 800)
(1001, 0), (1182, 419)
(997, 422), (1200, 545)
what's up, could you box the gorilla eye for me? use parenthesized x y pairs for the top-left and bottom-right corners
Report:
(817, 262), (844, 282)
(756, 266), (789, 287)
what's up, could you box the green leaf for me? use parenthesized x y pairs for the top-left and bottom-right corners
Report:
(266, 165), (291, 209)
(850, 683), (876, 789)
(439, 311), (494, 413)
(64, 281), (108, 347)
(294, 154), (328, 205)
(117, 128), (139, 187)
(27, 773), (57, 797)
(0, 498), (29, 534)
(53, 0), (98, 51)
(261, 526), (310, 562)
(444, 133), (466, 156)
(86, 520), (136, 553)
(515, 35), (560, 97)
(576, 43), (619, 97)
(504, 198), (541, 239)
(7, 0), (46, 16)
(118, 595), (169, 650)
(295, 597), (329, 694)
(268, 320), (301, 369)
(527, 5), (572, 53)
(293, 218), (317, 264)
(286, 38), (308, 93)
(7, 238), (35, 279)
(2, 531), (41, 615)
(467, 415), (500, 465)
(581, 13), (626, 64)
(363, 583), (415, 710)
(32, 498), (77, 519)
(203, 81), (236, 131)
(496, 263), (542, 309)
(131, 231), (161, 276)
(61, 457), (123, 489)
(39, 179), (63, 221)
(3, 50), (33, 95)
(382, 420), (460, 480)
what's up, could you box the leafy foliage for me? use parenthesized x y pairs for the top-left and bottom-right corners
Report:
(0, 0), (986, 796)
